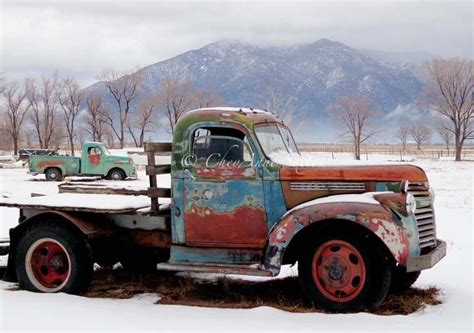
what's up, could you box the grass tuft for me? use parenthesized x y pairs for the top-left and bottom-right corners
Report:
(83, 269), (442, 315)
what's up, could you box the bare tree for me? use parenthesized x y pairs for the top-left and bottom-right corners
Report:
(56, 77), (83, 155)
(396, 125), (410, 150)
(84, 93), (109, 142)
(420, 58), (473, 161)
(409, 123), (431, 150)
(192, 88), (223, 109)
(127, 94), (159, 147)
(259, 88), (302, 128)
(158, 77), (194, 134)
(25, 75), (60, 149)
(437, 122), (454, 152)
(328, 95), (378, 160)
(98, 68), (143, 148)
(1, 80), (30, 154)
(158, 77), (224, 134)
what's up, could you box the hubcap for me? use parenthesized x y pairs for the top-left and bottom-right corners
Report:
(112, 172), (120, 180)
(312, 240), (366, 302)
(25, 238), (71, 292)
(49, 172), (57, 179)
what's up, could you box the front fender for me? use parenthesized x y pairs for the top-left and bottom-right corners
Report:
(263, 193), (419, 275)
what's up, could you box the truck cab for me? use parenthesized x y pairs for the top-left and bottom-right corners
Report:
(1, 107), (446, 312)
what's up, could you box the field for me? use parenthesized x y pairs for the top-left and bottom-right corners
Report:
(0, 152), (472, 331)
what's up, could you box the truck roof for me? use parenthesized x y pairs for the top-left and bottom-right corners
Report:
(177, 107), (283, 130)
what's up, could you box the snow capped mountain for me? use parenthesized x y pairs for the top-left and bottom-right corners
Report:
(86, 39), (423, 134)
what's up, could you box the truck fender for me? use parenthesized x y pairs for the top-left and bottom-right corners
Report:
(4, 211), (112, 283)
(263, 194), (415, 275)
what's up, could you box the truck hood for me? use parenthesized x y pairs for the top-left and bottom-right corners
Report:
(106, 155), (129, 162)
(280, 164), (428, 182)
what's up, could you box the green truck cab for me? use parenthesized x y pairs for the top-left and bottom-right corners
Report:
(28, 142), (137, 181)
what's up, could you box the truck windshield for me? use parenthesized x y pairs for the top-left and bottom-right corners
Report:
(255, 124), (299, 158)
(102, 146), (111, 155)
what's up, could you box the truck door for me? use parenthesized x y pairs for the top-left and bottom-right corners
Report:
(183, 127), (268, 249)
(83, 145), (104, 175)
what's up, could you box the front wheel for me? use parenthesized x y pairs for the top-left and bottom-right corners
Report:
(298, 230), (392, 312)
(15, 221), (93, 294)
(390, 265), (421, 293)
(107, 169), (125, 181)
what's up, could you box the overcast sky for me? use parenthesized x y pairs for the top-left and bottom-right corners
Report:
(1, 0), (472, 85)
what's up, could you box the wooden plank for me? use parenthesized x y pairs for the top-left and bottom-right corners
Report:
(147, 187), (171, 198)
(146, 165), (171, 175)
(59, 183), (149, 196)
(0, 202), (145, 214)
(144, 142), (172, 153)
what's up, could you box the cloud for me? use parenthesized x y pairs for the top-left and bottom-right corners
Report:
(1, 0), (472, 85)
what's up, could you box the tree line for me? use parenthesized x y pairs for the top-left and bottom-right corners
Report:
(0, 58), (472, 161)
(0, 69), (222, 155)
(328, 58), (473, 161)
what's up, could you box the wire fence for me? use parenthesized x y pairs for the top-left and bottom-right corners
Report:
(299, 144), (474, 161)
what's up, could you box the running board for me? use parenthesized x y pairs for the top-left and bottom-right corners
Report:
(156, 262), (274, 276)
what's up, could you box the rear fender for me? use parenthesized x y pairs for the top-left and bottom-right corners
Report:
(263, 194), (416, 275)
(5, 211), (112, 282)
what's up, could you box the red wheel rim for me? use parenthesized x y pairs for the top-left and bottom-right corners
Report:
(29, 240), (71, 289)
(311, 240), (366, 302)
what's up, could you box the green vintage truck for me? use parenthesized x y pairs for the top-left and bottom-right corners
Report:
(28, 142), (137, 181)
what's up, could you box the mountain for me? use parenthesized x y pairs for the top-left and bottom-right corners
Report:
(86, 39), (424, 141)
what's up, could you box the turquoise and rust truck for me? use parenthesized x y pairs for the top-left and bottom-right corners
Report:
(28, 142), (137, 181)
(0, 108), (445, 312)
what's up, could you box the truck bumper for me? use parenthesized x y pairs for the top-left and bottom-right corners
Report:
(129, 169), (138, 180)
(406, 239), (446, 272)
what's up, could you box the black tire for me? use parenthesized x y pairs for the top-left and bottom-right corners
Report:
(45, 168), (63, 181)
(15, 221), (93, 294)
(390, 265), (421, 293)
(107, 169), (125, 181)
(298, 228), (392, 312)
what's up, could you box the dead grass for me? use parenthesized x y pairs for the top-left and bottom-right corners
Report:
(83, 269), (442, 315)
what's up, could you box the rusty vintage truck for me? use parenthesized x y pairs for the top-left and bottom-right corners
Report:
(0, 107), (446, 312)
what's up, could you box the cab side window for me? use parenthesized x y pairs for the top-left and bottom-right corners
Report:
(88, 147), (101, 155)
(192, 127), (252, 165)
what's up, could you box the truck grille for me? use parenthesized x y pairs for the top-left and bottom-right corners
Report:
(290, 182), (366, 191)
(407, 182), (437, 249)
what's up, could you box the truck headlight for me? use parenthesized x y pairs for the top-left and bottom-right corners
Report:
(406, 193), (417, 215)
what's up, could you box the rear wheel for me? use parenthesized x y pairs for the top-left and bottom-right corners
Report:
(15, 222), (93, 294)
(45, 168), (63, 181)
(107, 169), (125, 181)
(298, 229), (391, 312)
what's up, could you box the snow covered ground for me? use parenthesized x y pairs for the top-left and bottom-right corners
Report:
(0, 153), (472, 331)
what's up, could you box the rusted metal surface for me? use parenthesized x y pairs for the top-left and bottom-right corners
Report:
(280, 165), (428, 182)
(406, 239), (446, 272)
(88, 154), (101, 166)
(20, 210), (114, 239)
(128, 229), (171, 248)
(183, 179), (268, 249)
(263, 198), (417, 274)
(170, 245), (262, 264)
(281, 181), (370, 209)
(37, 160), (65, 168)
(157, 261), (273, 276)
